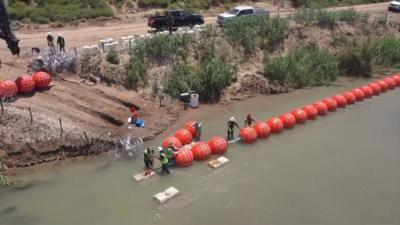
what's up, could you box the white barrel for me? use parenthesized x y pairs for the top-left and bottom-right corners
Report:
(190, 94), (199, 108)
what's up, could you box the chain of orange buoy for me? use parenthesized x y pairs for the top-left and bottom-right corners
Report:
(162, 74), (400, 168)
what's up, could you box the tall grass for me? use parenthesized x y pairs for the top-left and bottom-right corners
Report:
(265, 45), (338, 88)
(290, 0), (387, 8)
(292, 8), (368, 28)
(374, 36), (400, 67)
(0, 160), (11, 187)
(338, 39), (374, 77)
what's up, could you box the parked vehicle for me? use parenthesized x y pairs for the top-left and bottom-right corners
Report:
(388, 1), (400, 12)
(217, 5), (269, 26)
(148, 10), (204, 31)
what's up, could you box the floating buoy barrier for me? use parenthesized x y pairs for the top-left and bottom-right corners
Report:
(184, 121), (198, 137)
(0, 80), (17, 98)
(15, 75), (35, 94)
(291, 108), (307, 124)
(267, 117), (284, 133)
(191, 142), (212, 160)
(384, 77), (396, 90)
(252, 122), (271, 139)
(352, 88), (365, 101)
(208, 136), (228, 155)
(313, 101), (328, 116)
(303, 105), (318, 120)
(377, 80), (388, 92)
(361, 85), (373, 98)
(342, 91), (356, 104)
(333, 94), (347, 108)
(322, 98), (337, 112)
(280, 113), (296, 128)
(175, 128), (193, 145)
(32, 71), (52, 89)
(369, 83), (381, 95)
(392, 75), (400, 86)
(162, 136), (182, 149)
(239, 127), (258, 144)
(175, 149), (194, 167)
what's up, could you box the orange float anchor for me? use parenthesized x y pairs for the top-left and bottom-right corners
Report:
(184, 121), (198, 137)
(352, 88), (365, 101)
(333, 94), (347, 108)
(392, 74), (400, 86)
(279, 113), (296, 129)
(208, 136), (228, 155)
(267, 117), (284, 133)
(313, 101), (328, 116)
(174, 129), (193, 145)
(15, 75), (35, 94)
(322, 98), (337, 112)
(383, 77), (396, 90)
(175, 149), (194, 167)
(0, 80), (17, 98)
(369, 83), (381, 95)
(376, 80), (388, 92)
(239, 127), (258, 144)
(162, 136), (182, 149)
(342, 91), (356, 104)
(252, 122), (271, 139)
(191, 142), (212, 160)
(303, 105), (318, 120)
(32, 71), (52, 89)
(291, 108), (307, 124)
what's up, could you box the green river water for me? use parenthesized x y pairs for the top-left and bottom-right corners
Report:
(1, 79), (399, 225)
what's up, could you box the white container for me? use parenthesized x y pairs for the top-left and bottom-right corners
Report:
(190, 93), (199, 108)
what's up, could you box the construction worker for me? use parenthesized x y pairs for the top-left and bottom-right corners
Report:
(130, 107), (139, 124)
(159, 151), (170, 174)
(244, 113), (256, 127)
(46, 32), (55, 54)
(192, 122), (202, 141)
(143, 148), (154, 175)
(227, 117), (240, 141)
(57, 33), (65, 52)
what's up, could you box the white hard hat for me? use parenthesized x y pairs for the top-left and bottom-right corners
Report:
(48, 32), (52, 36)
(58, 33), (62, 37)
(229, 117), (235, 122)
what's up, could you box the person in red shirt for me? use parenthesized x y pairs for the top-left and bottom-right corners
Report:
(130, 107), (139, 124)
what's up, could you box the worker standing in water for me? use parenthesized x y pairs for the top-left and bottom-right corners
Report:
(57, 33), (65, 52)
(244, 114), (256, 127)
(227, 117), (240, 141)
(192, 122), (202, 141)
(159, 151), (170, 174)
(46, 32), (55, 54)
(143, 148), (154, 175)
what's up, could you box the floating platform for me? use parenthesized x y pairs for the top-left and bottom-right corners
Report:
(208, 156), (230, 169)
(154, 186), (179, 204)
(132, 171), (156, 181)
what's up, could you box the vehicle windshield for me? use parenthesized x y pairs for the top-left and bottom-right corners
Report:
(229, 9), (240, 14)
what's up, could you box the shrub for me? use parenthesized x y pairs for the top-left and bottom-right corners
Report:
(126, 55), (147, 89)
(374, 36), (400, 67)
(260, 16), (289, 52)
(265, 45), (338, 88)
(165, 63), (194, 98)
(106, 49), (120, 65)
(0, 160), (11, 187)
(338, 39), (373, 77)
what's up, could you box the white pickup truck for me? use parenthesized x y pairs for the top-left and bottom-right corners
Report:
(217, 5), (269, 26)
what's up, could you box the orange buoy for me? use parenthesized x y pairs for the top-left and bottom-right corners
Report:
(191, 142), (212, 160)
(333, 95), (347, 108)
(361, 85), (373, 98)
(162, 136), (182, 149)
(0, 80), (17, 98)
(175, 149), (194, 167)
(322, 98), (337, 112)
(174, 129), (193, 145)
(267, 117), (284, 133)
(383, 77), (396, 90)
(342, 91), (356, 104)
(303, 105), (318, 120)
(377, 80), (388, 92)
(15, 75), (35, 94)
(208, 136), (228, 155)
(392, 75), (400, 86)
(252, 122), (271, 138)
(313, 101), (328, 116)
(32, 71), (52, 89)
(239, 127), (258, 144)
(279, 113), (296, 128)
(368, 83), (381, 95)
(352, 88), (365, 101)
(184, 121), (198, 137)
(291, 108), (307, 124)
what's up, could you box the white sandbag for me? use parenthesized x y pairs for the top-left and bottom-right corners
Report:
(208, 156), (230, 169)
(132, 171), (156, 181)
(154, 186), (179, 204)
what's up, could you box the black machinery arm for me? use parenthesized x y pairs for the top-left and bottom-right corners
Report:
(0, 0), (20, 56)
